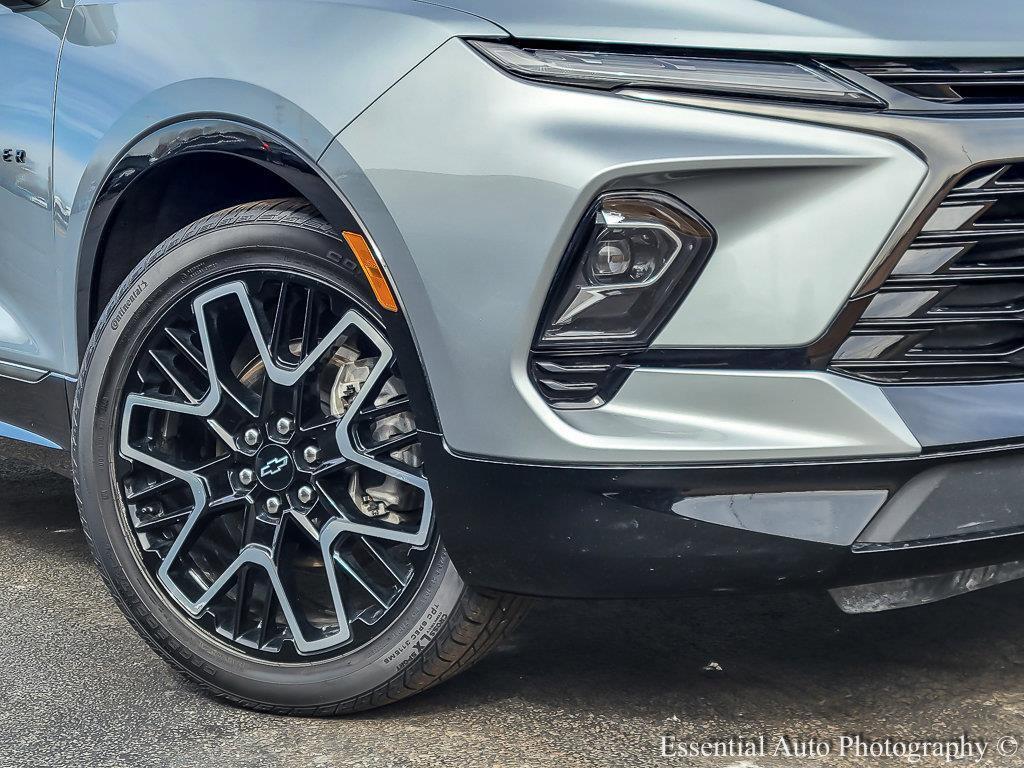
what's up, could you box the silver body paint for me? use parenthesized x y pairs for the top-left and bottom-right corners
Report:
(3, 0), (1024, 466)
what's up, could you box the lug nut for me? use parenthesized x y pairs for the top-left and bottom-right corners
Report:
(302, 445), (319, 465)
(275, 416), (294, 436)
(243, 428), (260, 447)
(265, 496), (281, 515)
(297, 485), (315, 505)
(238, 468), (254, 486)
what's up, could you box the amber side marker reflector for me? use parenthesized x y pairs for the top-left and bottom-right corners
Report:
(342, 231), (399, 312)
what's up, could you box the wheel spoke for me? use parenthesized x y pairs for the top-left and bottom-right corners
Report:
(362, 537), (414, 587)
(332, 550), (393, 609)
(124, 474), (178, 501)
(134, 507), (193, 532)
(354, 396), (412, 423)
(298, 285), (317, 361)
(267, 281), (290, 364)
(163, 326), (206, 372)
(260, 376), (302, 425)
(147, 348), (204, 404)
(361, 430), (419, 459)
(231, 563), (252, 640)
(257, 584), (278, 648)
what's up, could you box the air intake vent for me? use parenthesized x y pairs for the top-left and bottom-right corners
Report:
(844, 60), (1024, 105)
(529, 353), (635, 409)
(832, 163), (1024, 384)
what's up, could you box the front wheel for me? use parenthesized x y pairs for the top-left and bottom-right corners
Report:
(73, 199), (528, 713)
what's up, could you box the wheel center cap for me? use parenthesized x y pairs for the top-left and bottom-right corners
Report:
(255, 444), (294, 491)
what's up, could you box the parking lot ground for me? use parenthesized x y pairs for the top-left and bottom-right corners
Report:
(4, 458), (1024, 767)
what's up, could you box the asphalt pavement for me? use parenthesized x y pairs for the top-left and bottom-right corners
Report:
(4, 458), (1024, 768)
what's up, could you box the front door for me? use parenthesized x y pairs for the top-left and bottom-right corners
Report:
(0, 1), (72, 372)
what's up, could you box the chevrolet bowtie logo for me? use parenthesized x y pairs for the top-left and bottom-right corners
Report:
(260, 456), (289, 477)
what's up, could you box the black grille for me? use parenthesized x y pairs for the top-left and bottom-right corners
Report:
(844, 60), (1024, 105)
(529, 353), (635, 408)
(832, 162), (1024, 384)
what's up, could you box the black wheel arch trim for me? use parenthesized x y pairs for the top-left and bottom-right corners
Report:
(73, 116), (441, 434)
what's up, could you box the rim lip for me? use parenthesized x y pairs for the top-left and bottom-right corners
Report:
(108, 258), (437, 667)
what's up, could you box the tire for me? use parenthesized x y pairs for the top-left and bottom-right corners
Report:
(73, 198), (529, 714)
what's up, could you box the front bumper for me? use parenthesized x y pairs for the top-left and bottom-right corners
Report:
(426, 434), (1024, 598)
(332, 38), (1024, 598)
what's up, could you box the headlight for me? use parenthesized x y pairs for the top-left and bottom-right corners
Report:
(471, 41), (884, 108)
(537, 192), (715, 349)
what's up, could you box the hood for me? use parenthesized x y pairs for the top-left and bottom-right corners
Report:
(414, 0), (1024, 58)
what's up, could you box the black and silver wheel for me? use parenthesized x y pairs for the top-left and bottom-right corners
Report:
(74, 199), (528, 713)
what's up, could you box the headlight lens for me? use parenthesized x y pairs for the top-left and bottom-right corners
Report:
(471, 41), (884, 108)
(538, 192), (715, 348)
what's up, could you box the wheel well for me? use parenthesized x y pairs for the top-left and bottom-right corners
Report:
(88, 152), (305, 331)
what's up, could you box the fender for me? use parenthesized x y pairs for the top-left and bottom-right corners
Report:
(47, 1), (499, 446)
(53, 0), (501, 375)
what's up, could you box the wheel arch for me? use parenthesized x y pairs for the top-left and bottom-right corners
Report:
(74, 117), (440, 433)
(76, 119), (356, 352)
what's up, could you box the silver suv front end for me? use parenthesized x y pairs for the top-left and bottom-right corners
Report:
(319, 37), (1024, 599)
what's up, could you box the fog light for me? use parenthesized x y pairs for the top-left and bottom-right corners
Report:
(538, 192), (715, 348)
(592, 240), (631, 276)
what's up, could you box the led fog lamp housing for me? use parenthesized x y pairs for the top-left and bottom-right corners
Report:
(537, 192), (715, 348)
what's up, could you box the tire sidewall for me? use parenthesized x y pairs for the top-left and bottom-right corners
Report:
(74, 218), (465, 708)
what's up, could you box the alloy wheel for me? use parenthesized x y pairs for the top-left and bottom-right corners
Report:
(114, 271), (433, 661)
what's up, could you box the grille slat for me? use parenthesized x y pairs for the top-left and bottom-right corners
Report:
(831, 161), (1024, 384)
(843, 60), (1024, 106)
(946, 187), (1024, 200)
(529, 354), (635, 408)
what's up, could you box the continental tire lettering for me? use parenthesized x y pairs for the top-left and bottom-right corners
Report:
(110, 280), (148, 331)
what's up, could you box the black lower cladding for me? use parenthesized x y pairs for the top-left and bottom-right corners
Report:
(0, 371), (73, 476)
(425, 434), (1024, 598)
